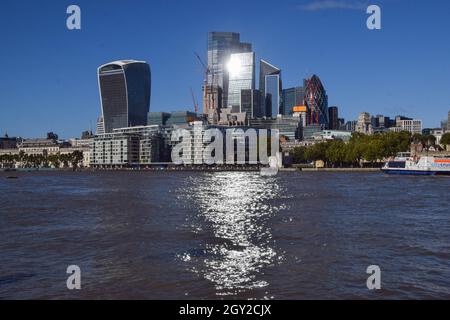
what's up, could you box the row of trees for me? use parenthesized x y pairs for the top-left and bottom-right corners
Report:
(0, 151), (84, 169)
(292, 131), (414, 167)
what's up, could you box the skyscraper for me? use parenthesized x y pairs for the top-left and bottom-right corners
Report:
(241, 89), (261, 119)
(282, 87), (305, 116)
(207, 32), (252, 110)
(304, 75), (328, 127)
(260, 60), (281, 118)
(98, 60), (151, 133)
(328, 106), (339, 130)
(227, 52), (255, 111)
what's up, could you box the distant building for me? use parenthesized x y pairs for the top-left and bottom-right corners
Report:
(96, 117), (105, 135)
(282, 87), (305, 116)
(240, 89), (261, 119)
(303, 124), (323, 140)
(147, 111), (202, 127)
(250, 116), (302, 141)
(0, 134), (18, 149)
(430, 128), (446, 145)
(219, 107), (246, 126)
(18, 139), (60, 155)
(260, 60), (281, 118)
(345, 120), (357, 132)
(304, 75), (328, 127)
(227, 52), (255, 112)
(98, 60), (151, 133)
(202, 84), (222, 123)
(396, 119), (422, 134)
(338, 118), (345, 130)
(328, 106), (339, 130)
(207, 32), (252, 111)
(312, 130), (352, 142)
(91, 125), (169, 168)
(395, 115), (412, 127)
(147, 112), (171, 126)
(356, 112), (373, 135)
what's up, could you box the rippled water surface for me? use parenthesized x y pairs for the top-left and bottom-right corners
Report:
(0, 171), (449, 299)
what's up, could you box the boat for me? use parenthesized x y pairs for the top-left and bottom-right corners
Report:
(382, 154), (450, 176)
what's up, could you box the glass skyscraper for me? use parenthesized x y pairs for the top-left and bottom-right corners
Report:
(227, 52), (255, 111)
(260, 60), (281, 118)
(304, 75), (328, 127)
(241, 89), (261, 119)
(207, 32), (252, 110)
(98, 60), (151, 133)
(281, 87), (305, 116)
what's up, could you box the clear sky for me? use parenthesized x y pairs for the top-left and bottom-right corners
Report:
(0, 0), (449, 138)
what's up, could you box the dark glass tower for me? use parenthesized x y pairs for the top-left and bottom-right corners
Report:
(282, 87), (305, 116)
(98, 60), (151, 133)
(241, 89), (261, 119)
(207, 32), (252, 110)
(328, 106), (339, 130)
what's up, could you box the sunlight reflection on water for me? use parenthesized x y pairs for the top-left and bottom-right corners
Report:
(177, 172), (289, 296)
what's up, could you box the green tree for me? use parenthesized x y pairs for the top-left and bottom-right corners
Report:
(441, 133), (450, 146)
(292, 146), (307, 164)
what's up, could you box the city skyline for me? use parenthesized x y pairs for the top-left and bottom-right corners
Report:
(1, 0), (450, 138)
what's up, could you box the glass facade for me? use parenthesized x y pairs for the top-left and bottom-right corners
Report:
(304, 75), (328, 127)
(98, 61), (151, 133)
(240, 89), (261, 119)
(282, 87), (305, 116)
(328, 106), (339, 130)
(265, 74), (281, 118)
(207, 32), (252, 110)
(259, 60), (281, 118)
(227, 52), (255, 111)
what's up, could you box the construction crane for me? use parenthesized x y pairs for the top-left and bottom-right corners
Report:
(194, 52), (215, 116)
(190, 87), (198, 113)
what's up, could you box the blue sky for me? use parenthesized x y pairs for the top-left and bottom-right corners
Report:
(0, 0), (449, 138)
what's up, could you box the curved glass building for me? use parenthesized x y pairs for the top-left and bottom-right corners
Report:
(98, 60), (151, 133)
(304, 75), (328, 127)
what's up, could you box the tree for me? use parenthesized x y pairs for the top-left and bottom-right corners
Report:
(441, 133), (450, 146)
(47, 132), (59, 140)
(70, 151), (84, 168)
(292, 146), (307, 164)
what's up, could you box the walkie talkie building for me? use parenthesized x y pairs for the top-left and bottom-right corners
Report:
(98, 60), (151, 133)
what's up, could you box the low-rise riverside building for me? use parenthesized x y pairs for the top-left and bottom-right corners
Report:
(18, 139), (60, 155)
(90, 125), (169, 168)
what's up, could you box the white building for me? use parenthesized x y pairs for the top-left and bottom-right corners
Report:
(396, 119), (422, 134)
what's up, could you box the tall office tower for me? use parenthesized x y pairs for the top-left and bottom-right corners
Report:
(98, 60), (151, 133)
(241, 89), (261, 119)
(328, 106), (339, 130)
(282, 87), (305, 116)
(304, 75), (328, 127)
(207, 32), (252, 111)
(260, 60), (281, 118)
(227, 52), (255, 112)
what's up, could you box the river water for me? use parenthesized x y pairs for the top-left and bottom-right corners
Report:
(0, 171), (449, 299)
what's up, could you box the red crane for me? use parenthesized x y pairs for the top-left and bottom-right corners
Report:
(190, 87), (198, 113)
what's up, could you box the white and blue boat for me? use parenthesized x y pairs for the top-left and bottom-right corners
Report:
(382, 154), (450, 176)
